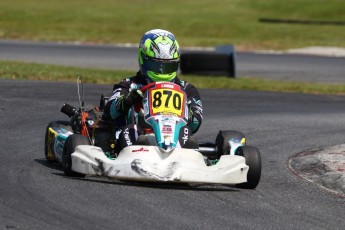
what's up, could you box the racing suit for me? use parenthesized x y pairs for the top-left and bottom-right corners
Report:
(105, 72), (203, 151)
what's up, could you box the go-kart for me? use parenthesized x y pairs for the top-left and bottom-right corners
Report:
(44, 81), (261, 189)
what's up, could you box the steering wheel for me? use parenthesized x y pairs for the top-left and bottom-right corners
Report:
(139, 82), (156, 93)
(133, 82), (156, 113)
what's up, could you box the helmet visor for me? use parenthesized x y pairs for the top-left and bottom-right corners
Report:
(143, 57), (179, 74)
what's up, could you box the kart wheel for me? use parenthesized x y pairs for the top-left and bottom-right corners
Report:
(62, 134), (90, 177)
(44, 121), (72, 163)
(235, 145), (261, 189)
(215, 130), (245, 158)
(184, 136), (199, 149)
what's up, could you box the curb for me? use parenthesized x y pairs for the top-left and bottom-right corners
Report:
(288, 145), (345, 197)
(256, 47), (345, 58)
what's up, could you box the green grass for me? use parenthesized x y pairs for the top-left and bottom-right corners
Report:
(1, 61), (345, 95)
(0, 0), (345, 50)
(0, 61), (130, 84)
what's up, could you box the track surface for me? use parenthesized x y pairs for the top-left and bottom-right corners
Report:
(1, 79), (345, 230)
(1, 41), (345, 229)
(1, 40), (345, 83)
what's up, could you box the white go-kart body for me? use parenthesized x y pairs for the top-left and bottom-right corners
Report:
(46, 82), (261, 188)
(71, 144), (249, 184)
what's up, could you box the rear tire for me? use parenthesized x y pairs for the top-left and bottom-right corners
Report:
(62, 134), (90, 177)
(44, 121), (72, 163)
(215, 130), (245, 158)
(235, 146), (261, 189)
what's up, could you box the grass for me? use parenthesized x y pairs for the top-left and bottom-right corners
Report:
(0, 61), (129, 84)
(0, 0), (345, 50)
(1, 61), (345, 95)
(1, 1), (344, 94)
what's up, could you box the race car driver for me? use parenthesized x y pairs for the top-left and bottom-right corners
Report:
(105, 29), (203, 151)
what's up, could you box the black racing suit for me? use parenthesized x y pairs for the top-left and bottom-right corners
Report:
(105, 72), (203, 151)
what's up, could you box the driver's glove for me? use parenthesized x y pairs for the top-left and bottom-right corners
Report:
(188, 107), (194, 123)
(122, 89), (143, 111)
(187, 99), (202, 133)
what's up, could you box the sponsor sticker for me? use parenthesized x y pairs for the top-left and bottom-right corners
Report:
(132, 147), (149, 152)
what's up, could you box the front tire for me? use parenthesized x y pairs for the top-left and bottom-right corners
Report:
(215, 130), (246, 158)
(44, 121), (72, 163)
(235, 146), (261, 189)
(62, 134), (90, 177)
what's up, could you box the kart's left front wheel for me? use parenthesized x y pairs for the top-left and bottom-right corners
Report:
(235, 145), (261, 189)
(62, 134), (90, 177)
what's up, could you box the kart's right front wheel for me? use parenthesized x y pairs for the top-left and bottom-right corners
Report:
(44, 120), (72, 163)
(62, 134), (90, 177)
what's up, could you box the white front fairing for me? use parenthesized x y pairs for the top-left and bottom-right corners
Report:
(71, 145), (249, 184)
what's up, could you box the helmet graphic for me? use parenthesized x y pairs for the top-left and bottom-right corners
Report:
(138, 29), (180, 82)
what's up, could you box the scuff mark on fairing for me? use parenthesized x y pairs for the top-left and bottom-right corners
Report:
(92, 158), (120, 176)
(131, 159), (181, 181)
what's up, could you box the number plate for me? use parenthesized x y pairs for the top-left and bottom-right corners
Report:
(148, 83), (186, 117)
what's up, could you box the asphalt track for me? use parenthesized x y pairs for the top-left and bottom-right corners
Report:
(1, 40), (345, 84)
(0, 41), (345, 229)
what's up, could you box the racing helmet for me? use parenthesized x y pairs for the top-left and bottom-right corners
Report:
(138, 29), (180, 83)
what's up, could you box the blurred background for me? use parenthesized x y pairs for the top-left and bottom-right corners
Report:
(1, 0), (344, 50)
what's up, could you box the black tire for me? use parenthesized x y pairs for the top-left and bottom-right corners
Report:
(235, 145), (261, 189)
(180, 52), (235, 77)
(44, 121), (72, 163)
(215, 130), (246, 158)
(183, 136), (199, 149)
(62, 134), (90, 177)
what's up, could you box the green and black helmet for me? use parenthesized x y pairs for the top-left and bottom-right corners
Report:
(138, 29), (180, 83)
